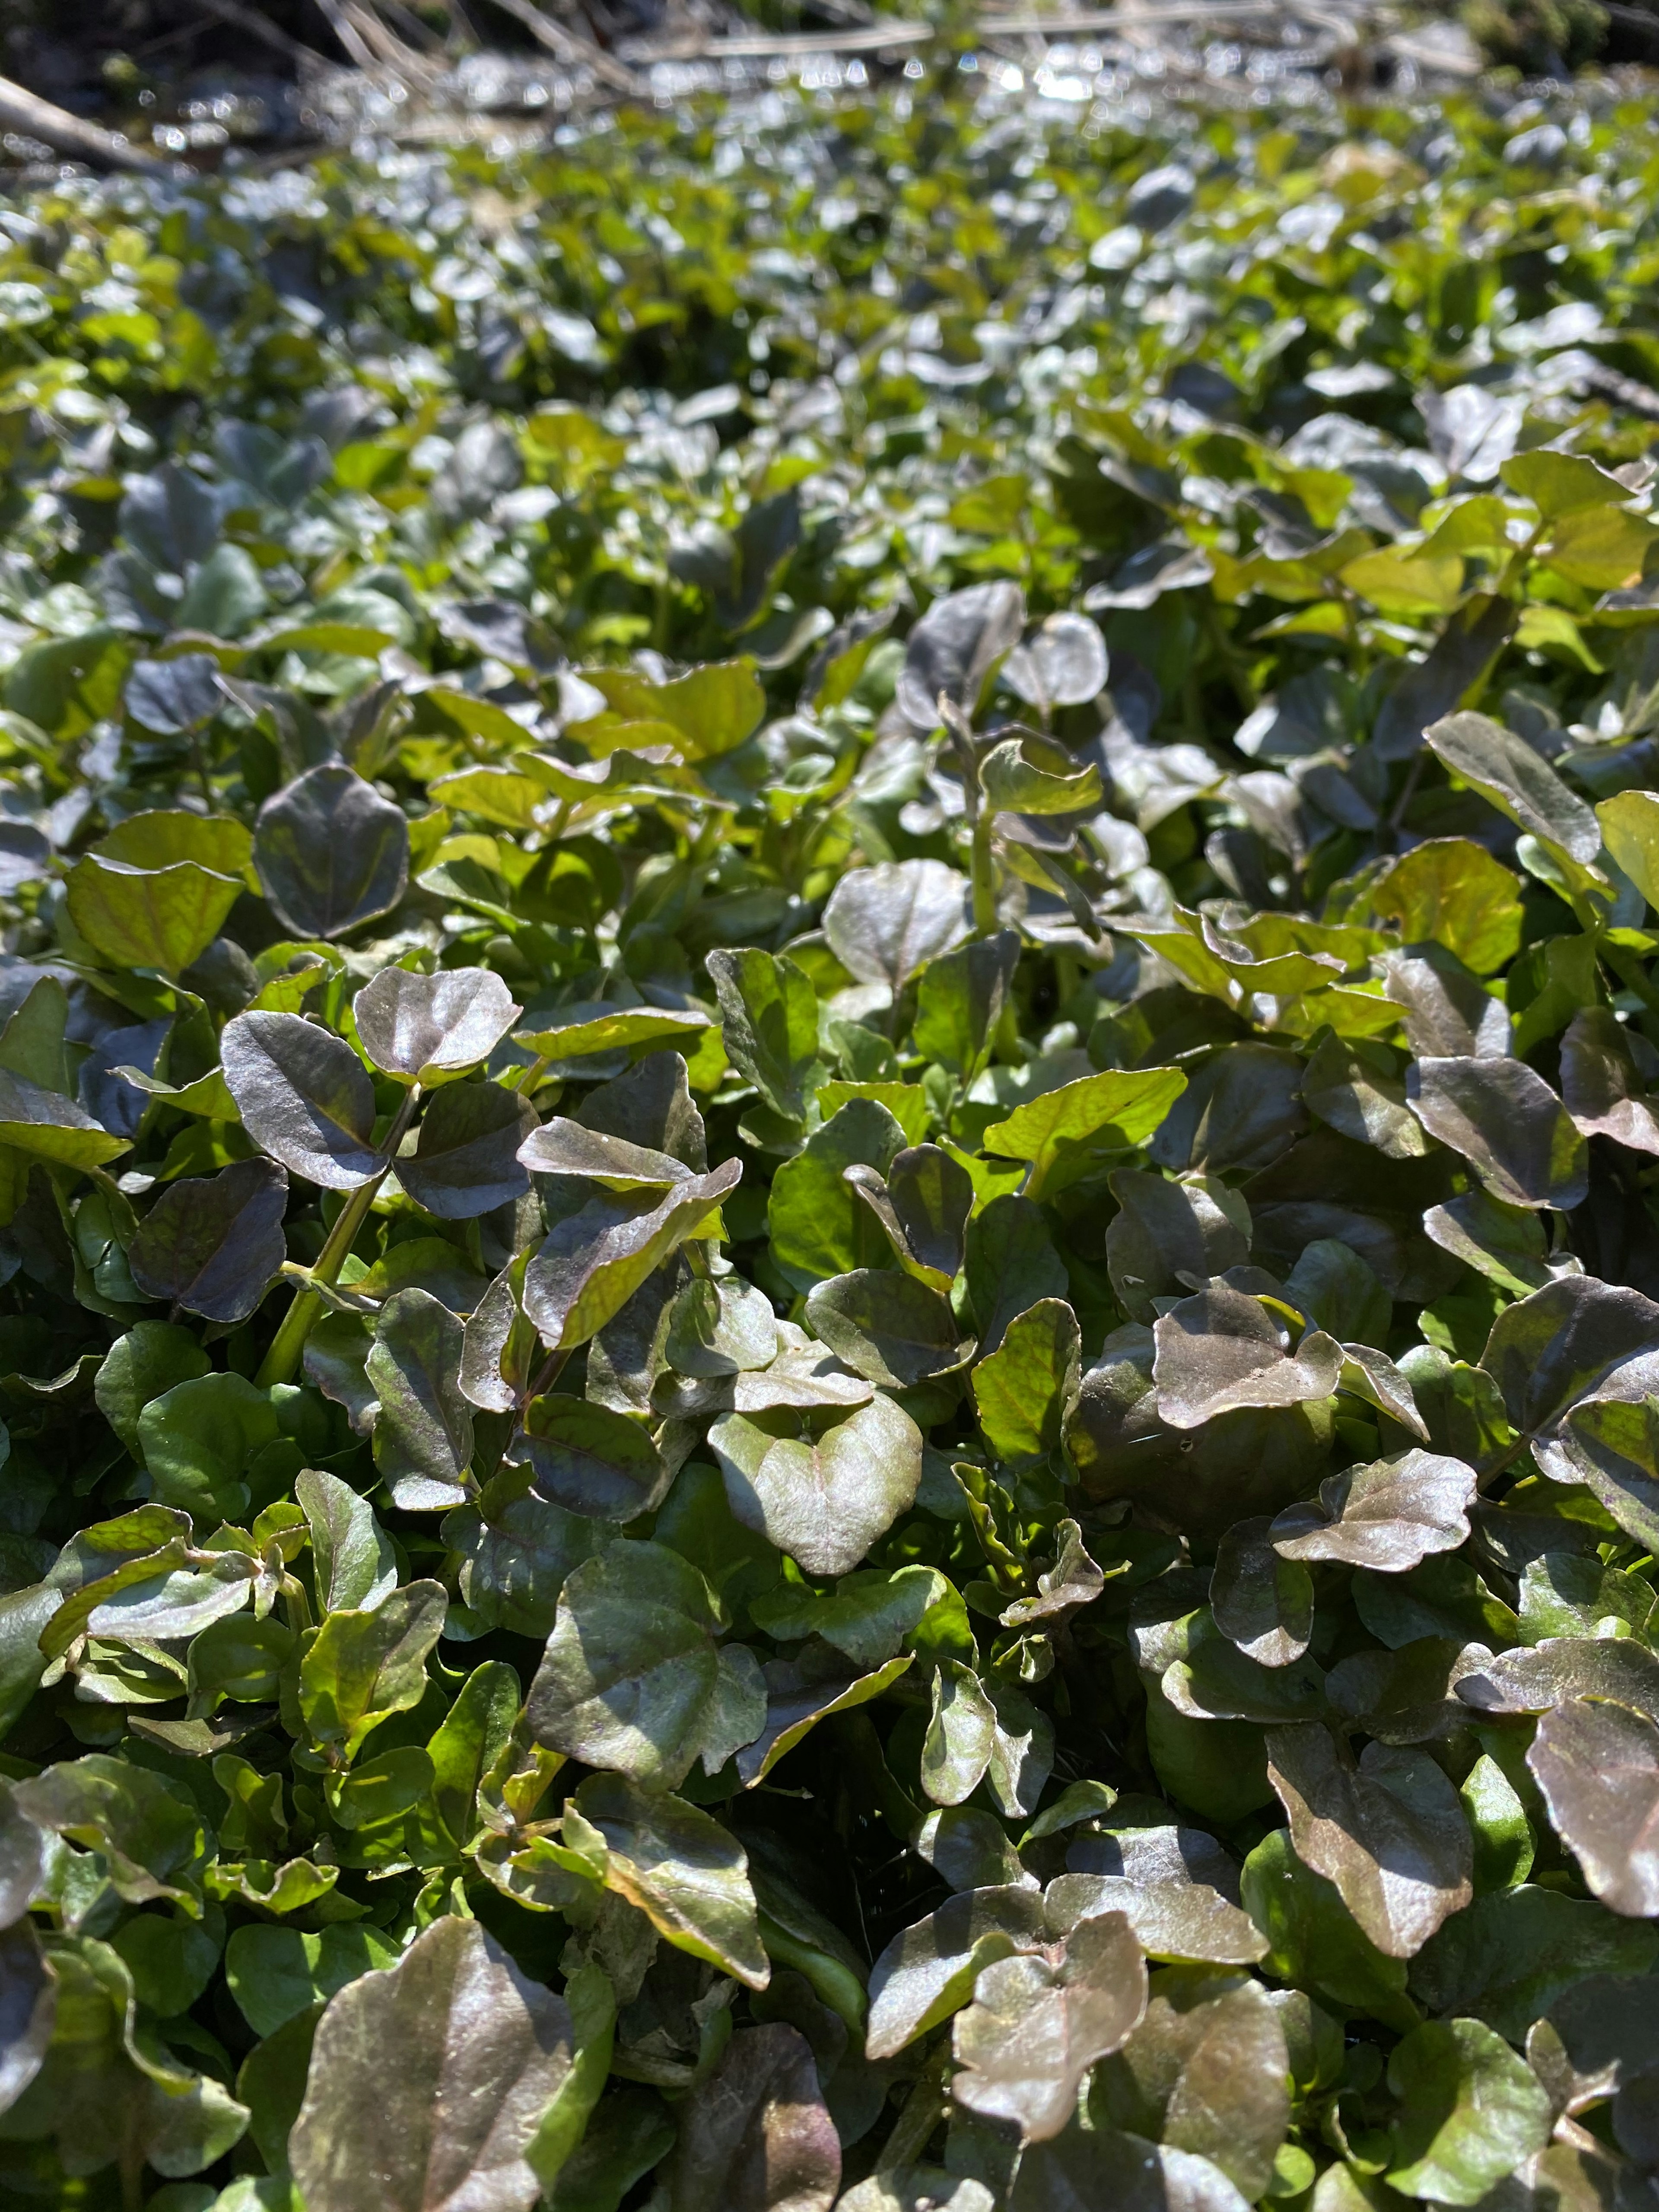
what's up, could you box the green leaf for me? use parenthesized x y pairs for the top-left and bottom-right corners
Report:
(298, 1579), (447, 1758)
(526, 1538), (764, 1789)
(0, 1068), (130, 1170)
(572, 1771), (770, 1988)
(768, 1100), (908, 1285)
(225, 1923), (398, 2037)
(1240, 1827), (1417, 2031)
(981, 731), (1103, 815)
(913, 930), (1021, 1080)
(580, 658), (764, 761)
(139, 1372), (281, 1521)
(15, 1754), (209, 1912)
(65, 849), (242, 978)
(983, 1068), (1187, 1201)
(296, 1466), (396, 1613)
(368, 1287), (475, 1511)
(1598, 788), (1659, 911)
(1385, 2018), (1551, 2206)
(971, 1296), (1081, 1464)
(707, 948), (822, 1122)
(710, 1393), (922, 1576)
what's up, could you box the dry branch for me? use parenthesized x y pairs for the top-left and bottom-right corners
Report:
(0, 73), (168, 171)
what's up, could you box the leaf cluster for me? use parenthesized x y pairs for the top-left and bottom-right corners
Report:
(4, 67), (1659, 2212)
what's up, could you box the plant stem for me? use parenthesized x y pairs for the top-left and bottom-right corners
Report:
(970, 810), (997, 937)
(256, 1087), (421, 1388)
(880, 2040), (952, 2170)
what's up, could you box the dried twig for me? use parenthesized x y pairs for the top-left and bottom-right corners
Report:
(312, 0), (384, 68)
(477, 0), (640, 90)
(187, 0), (335, 65)
(0, 73), (168, 171)
(629, 0), (1353, 61)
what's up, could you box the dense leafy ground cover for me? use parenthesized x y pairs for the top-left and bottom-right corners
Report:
(7, 67), (1659, 2212)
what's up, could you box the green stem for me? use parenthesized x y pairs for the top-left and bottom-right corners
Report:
(970, 810), (997, 937)
(256, 1087), (422, 1388)
(879, 2040), (952, 2170)
(756, 1911), (867, 2035)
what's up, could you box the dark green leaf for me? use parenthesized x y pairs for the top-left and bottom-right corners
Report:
(254, 764), (410, 940)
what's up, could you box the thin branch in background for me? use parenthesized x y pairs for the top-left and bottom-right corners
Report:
(311, 0), (384, 69)
(0, 72), (167, 171)
(369, 0), (450, 54)
(188, 0), (335, 65)
(476, 0), (639, 92)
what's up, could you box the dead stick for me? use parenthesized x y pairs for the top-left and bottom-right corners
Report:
(0, 74), (167, 171)
(477, 0), (639, 92)
(186, 0), (334, 64)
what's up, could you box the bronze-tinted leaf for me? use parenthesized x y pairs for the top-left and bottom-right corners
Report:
(1456, 1636), (1659, 1718)
(127, 1157), (288, 1324)
(254, 763), (410, 940)
(507, 1392), (668, 1521)
(1270, 1449), (1477, 1572)
(823, 860), (970, 993)
(288, 1916), (574, 2212)
(1211, 1517), (1313, 1665)
(1529, 1696), (1659, 1917)
(1266, 1723), (1473, 1957)
(709, 1395), (921, 1576)
(1009, 2127), (1253, 2212)
(353, 965), (521, 1085)
(847, 1144), (973, 1291)
(526, 1538), (764, 1790)
(220, 1011), (381, 1189)
(896, 580), (1025, 731)
(1559, 1006), (1659, 1154)
(1105, 1169), (1251, 1322)
(367, 1287), (475, 1511)
(524, 1159), (742, 1351)
(804, 1269), (973, 1389)
(950, 1909), (1147, 2142)
(1381, 948), (1512, 1059)
(1424, 710), (1602, 868)
(400, 1080), (535, 1218)
(1301, 1031), (1429, 1160)
(865, 1887), (1048, 2059)
(1407, 1056), (1588, 1211)
(1153, 1283), (1342, 1429)
(1481, 1276), (1659, 1445)
(666, 2021), (839, 2212)
(518, 1118), (691, 1190)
